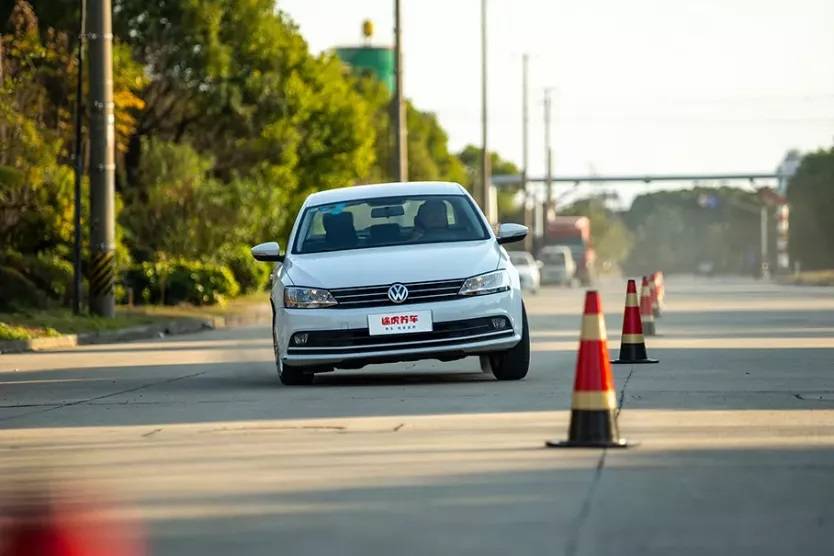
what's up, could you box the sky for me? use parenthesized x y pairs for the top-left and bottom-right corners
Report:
(279, 0), (834, 201)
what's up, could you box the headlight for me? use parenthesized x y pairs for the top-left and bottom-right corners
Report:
(459, 270), (510, 296)
(284, 286), (337, 308)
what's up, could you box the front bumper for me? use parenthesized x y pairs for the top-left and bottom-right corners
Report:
(276, 290), (523, 368)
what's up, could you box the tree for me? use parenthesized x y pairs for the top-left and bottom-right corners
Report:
(623, 188), (761, 274)
(119, 138), (239, 260)
(457, 145), (521, 221)
(787, 148), (834, 270)
(0, 1), (74, 254)
(113, 0), (377, 244)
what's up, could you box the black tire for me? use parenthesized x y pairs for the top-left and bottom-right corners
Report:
(279, 363), (315, 386)
(488, 304), (530, 381)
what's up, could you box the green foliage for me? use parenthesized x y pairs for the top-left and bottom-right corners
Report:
(0, 321), (34, 341)
(350, 75), (467, 186)
(0, 266), (48, 310)
(120, 138), (242, 260)
(457, 145), (522, 221)
(115, 0), (376, 245)
(3, 0), (525, 313)
(406, 105), (467, 184)
(218, 244), (270, 294)
(123, 259), (240, 306)
(560, 198), (633, 270)
(1, 250), (74, 304)
(786, 148), (834, 270)
(623, 188), (760, 275)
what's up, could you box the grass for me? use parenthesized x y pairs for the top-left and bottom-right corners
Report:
(779, 270), (834, 287)
(0, 292), (268, 341)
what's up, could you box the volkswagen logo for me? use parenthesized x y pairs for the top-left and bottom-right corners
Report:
(387, 283), (409, 304)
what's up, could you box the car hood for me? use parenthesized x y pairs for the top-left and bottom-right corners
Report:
(285, 240), (501, 288)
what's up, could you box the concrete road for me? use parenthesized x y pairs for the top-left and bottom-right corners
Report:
(1, 276), (833, 555)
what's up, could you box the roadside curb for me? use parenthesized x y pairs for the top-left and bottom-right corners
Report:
(0, 309), (270, 355)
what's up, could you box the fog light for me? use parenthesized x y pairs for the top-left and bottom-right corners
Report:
(293, 333), (309, 345)
(491, 318), (507, 330)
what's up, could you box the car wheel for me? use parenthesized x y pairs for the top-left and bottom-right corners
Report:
(487, 304), (530, 381)
(279, 362), (315, 386)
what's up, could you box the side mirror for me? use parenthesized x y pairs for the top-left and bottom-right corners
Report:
(537, 260), (544, 269)
(251, 241), (283, 262)
(496, 223), (528, 245)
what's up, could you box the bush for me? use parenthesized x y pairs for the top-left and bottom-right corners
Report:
(0, 250), (75, 306)
(122, 259), (240, 306)
(0, 322), (33, 341)
(26, 252), (74, 304)
(0, 266), (48, 310)
(218, 244), (271, 294)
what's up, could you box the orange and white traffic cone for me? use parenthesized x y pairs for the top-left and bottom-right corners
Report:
(546, 290), (632, 448)
(613, 279), (658, 364)
(640, 276), (656, 336)
(653, 271), (665, 305)
(649, 273), (662, 318)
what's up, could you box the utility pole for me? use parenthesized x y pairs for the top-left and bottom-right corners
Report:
(521, 54), (532, 251)
(72, 0), (87, 315)
(544, 87), (554, 216)
(760, 206), (770, 279)
(393, 0), (408, 182)
(480, 0), (493, 222)
(87, 0), (116, 317)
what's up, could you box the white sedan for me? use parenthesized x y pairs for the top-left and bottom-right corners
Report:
(252, 181), (530, 385)
(509, 251), (541, 293)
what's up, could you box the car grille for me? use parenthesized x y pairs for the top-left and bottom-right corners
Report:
(329, 278), (466, 309)
(287, 316), (512, 355)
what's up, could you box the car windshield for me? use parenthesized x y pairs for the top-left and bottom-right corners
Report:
(541, 250), (566, 264)
(293, 194), (490, 254)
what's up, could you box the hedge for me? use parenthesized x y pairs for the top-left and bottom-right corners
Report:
(122, 259), (240, 306)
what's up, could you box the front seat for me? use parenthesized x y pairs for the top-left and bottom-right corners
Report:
(322, 212), (358, 250)
(414, 200), (449, 238)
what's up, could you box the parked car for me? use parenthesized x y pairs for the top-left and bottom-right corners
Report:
(508, 251), (541, 293)
(538, 245), (576, 286)
(252, 181), (530, 385)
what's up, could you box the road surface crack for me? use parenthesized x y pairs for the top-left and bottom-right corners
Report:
(618, 364), (636, 415)
(0, 371), (206, 423)
(566, 365), (635, 556)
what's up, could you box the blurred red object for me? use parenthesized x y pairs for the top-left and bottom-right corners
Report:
(1, 494), (145, 556)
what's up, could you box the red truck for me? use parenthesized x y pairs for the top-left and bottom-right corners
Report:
(540, 215), (596, 286)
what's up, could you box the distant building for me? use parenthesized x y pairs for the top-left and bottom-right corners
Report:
(334, 20), (395, 92)
(335, 46), (395, 91)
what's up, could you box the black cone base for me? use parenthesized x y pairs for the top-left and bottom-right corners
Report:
(546, 438), (633, 448)
(612, 342), (658, 364)
(545, 409), (636, 449)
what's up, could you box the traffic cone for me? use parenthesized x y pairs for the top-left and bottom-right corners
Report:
(612, 279), (658, 364)
(654, 271), (665, 305)
(640, 276), (656, 336)
(546, 291), (632, 448)
(649, 273), (662, 318)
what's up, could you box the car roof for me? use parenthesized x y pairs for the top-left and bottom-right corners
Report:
(304, 182), (468, 207)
